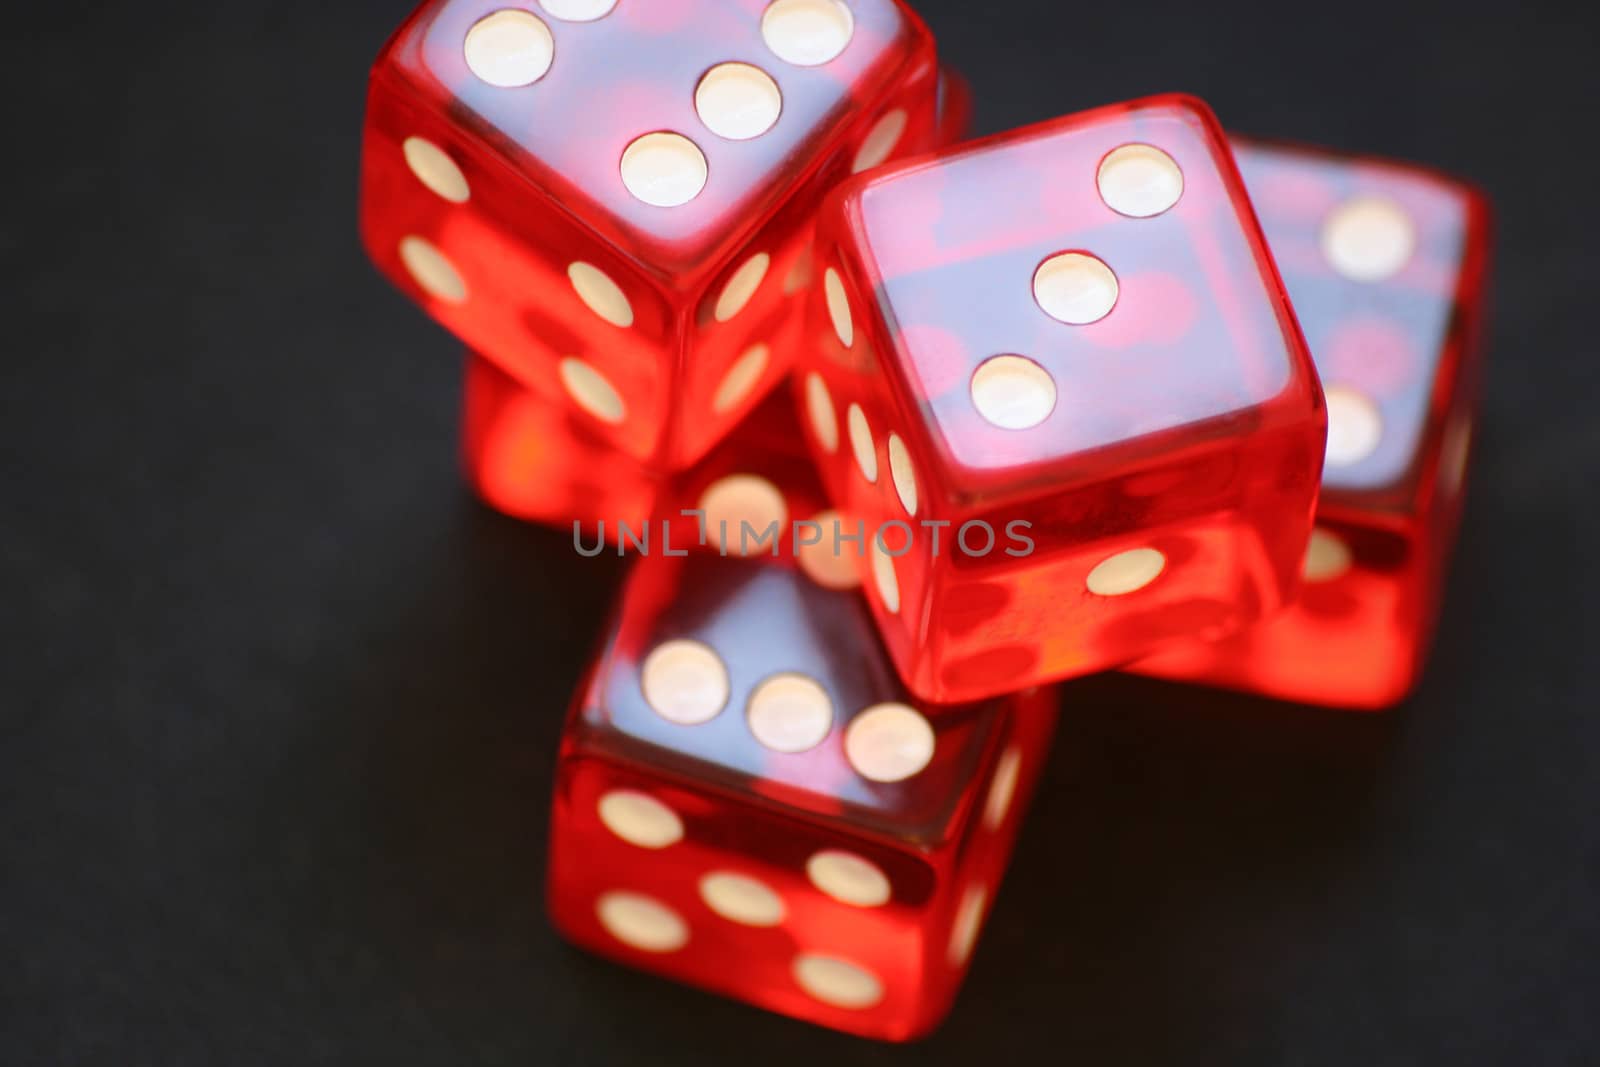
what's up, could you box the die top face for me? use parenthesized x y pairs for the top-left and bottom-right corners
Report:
(386, 0), (933, 282)
(1232, 139), (1490, 507)
(832, 95), (1317, 497)
(577, 555), (1007, 845)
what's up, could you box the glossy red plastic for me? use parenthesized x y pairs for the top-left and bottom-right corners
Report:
(361, 0), (940, 470)
(1134, 139), (1491, 708)
(464, 351), (846, 572)
(547, 554), (1057, 1040)
(795, 95), (1327, 703)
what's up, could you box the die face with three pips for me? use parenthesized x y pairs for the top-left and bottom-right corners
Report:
(796, 94), (1328, 704)
(361, 0), (939, 470)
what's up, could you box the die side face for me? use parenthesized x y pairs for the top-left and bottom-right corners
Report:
(462, 352), (664, 527)
(362, 0), (938, 469)
(796, 96), (1326, 701)
(464, 356), (851, 565)
(548, 554), (1057, 1039)
(1136, 520), (1428, 708)
(1132, 142), (1491, 709)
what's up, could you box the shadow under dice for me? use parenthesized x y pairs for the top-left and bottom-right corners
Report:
(795, 94), (1326, 703)
(546, 555), (1056, 1041)
(361, 0), (940, 470)
(1134, 139), (1491, 709)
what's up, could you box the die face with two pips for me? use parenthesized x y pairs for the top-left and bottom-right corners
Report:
(361, 0), (939, 469)
(1134, 139), (1491, 708)
(797, 94), (1327, 703)
(547, 554), (1056, 1040)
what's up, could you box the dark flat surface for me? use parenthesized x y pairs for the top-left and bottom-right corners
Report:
(3, 1), (1597, 1063)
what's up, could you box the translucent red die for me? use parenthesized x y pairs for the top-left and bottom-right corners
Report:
(794, 94), (1327, 703)
(1134, 139), (1491, 708)
(464, 351), (844, 573)
(546, 554), (1056, 1040)
(361, 0), (940, 469)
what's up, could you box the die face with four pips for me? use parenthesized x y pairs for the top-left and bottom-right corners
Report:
(1134, 139), (1492, 708)
(547, 554), (1056, 1040)
(361, 0), (940, 470)
(795, 94), (1328, 704)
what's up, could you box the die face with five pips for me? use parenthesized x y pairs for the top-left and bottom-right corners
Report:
(796, 94), (1328, 704)
(361, 0), (940, 469)
(1134, 139), (1491, 708)
(547, 554), (1055, 1040)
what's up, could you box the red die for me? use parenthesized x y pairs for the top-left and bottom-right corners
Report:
(464, 351), (849, 580)
(795, 95), (1326, 703)
(361, 0), (939, 470)
(1134, 140), (1491, 709)
(462, 352), (659, 533)
(547, 554), (1056, 1040)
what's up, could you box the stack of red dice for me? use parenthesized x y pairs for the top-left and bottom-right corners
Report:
(358, 0), (1491, 1041)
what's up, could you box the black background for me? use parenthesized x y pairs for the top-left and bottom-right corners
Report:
(4, 1), (1597, 1063)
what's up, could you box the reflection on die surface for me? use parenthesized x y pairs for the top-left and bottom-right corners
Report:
(547, 554), (1057, 1040)
(1134, 139), (1492, 709)
(362, 0), (941, 470)
(796, 94), (1327, 704)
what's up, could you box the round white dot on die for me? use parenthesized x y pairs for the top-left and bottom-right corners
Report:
(539, 0), (617, 22)
(1324, 385), (1384, 467)
(567, 261), (634, 328)
(620, 132), (708, 208)
(639, 639), (729, 725)
(823, 267), (854, 347)
(846, 404), (877, 483)
(711, 343), (770, 414)
(1086, 547), (1166, 596)
(398, 235), (467, 304)
(870, 537), (900, 614)
(596, 891), (688, 953)
(402, 136), (470, 203)
(747, 672), (833, 753)
(697, 474), (788, 556)
(982, 745), (1022, 831)
(947, 884), (988, 967)
(806, 849), (890, 907)
(714, 253), (772, 323)
(798, 509), (860, 590)
(793, 953), (883, 1009)
(761, 0), (855, 67)
(1302, 527), (1354, 583)
(970, 354), (1056, 430)
(699, 871), (786, 927)
(1322, 196), (1416, 282)
(557, 357), (626, 424)
(852, 109), (907, 173)
(695, 62), (783, 142)
(845, 703), (933, 782)
(597, 789), (684, 849)
(886, 433), (918, 516)
(1096, 143), (1184, 218)
(463, 9), (554, 88)
(805, 373), (840, 453)
(1033, 251), (1119, 324)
